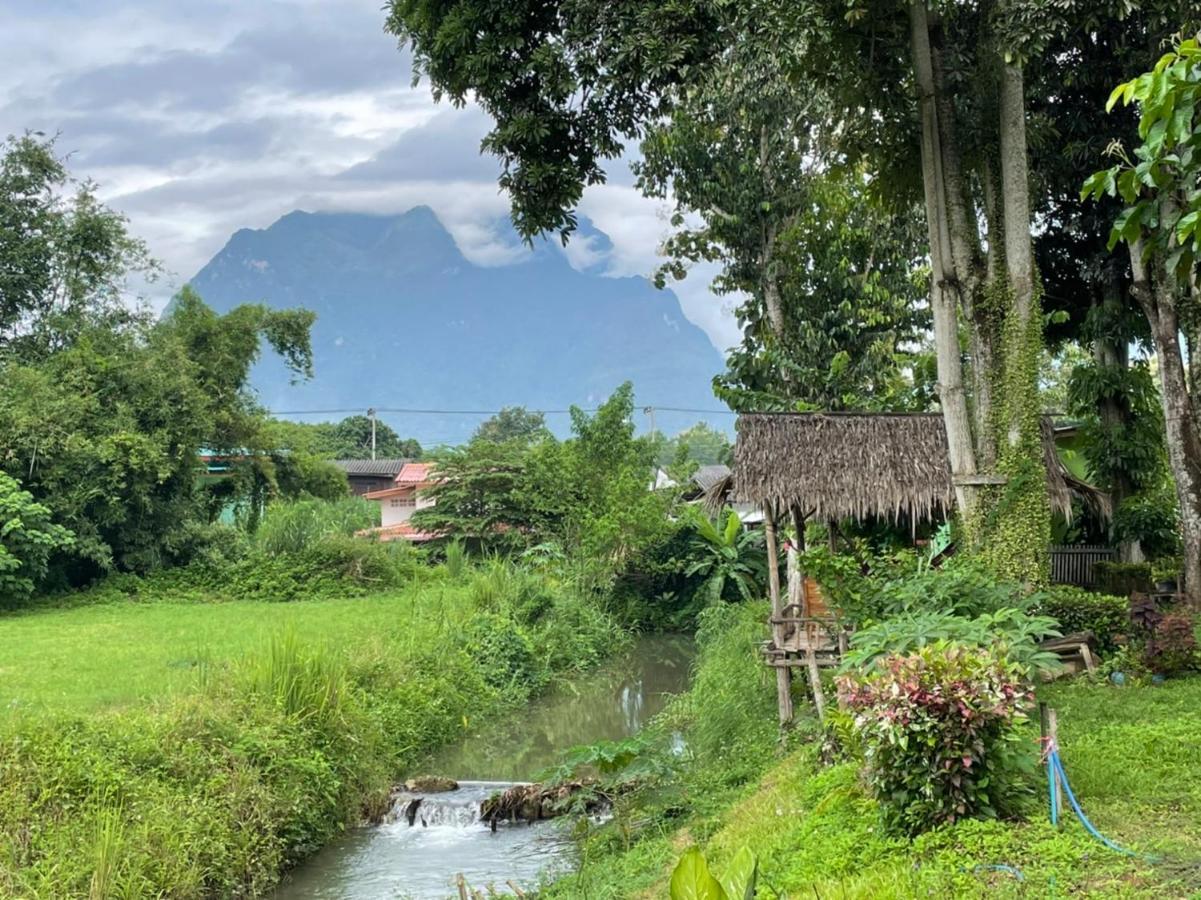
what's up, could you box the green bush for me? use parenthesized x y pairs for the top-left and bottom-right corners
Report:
(1093, 560), (1153, 597)
(840, 641), (1035, 834)
(222, 536), (418, 602)
(1037, 586), (1128, 653)
(0, 472), (74, 606)
(465, 612), (544, 691)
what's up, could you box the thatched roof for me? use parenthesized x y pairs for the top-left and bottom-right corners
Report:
(722, 412), (1096, 524)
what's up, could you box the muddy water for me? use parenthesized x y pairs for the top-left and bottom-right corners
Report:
(273, 634), (694, 899)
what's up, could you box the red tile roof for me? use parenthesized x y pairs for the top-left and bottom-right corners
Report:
(395, 462), (435, 484)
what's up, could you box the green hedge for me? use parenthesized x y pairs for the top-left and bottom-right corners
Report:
(1038, 586), (1128, 654)
(1092, 561), (1153, 598)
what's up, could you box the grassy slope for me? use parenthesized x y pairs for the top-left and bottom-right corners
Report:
(0, 573), (622, 897)
(0, 589), (471, 712)
(548, 635), (1201, 898)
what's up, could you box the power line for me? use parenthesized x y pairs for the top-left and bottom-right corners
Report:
(267, 404), (738, 417)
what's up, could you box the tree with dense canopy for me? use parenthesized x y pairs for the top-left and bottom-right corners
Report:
(384, 0), (1199, 586)
(0, 136), (319, 582)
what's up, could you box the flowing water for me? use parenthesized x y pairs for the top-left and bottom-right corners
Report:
(274, 634), (694, 899)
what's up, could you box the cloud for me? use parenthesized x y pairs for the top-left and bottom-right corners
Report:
(0, 0), (739, 351)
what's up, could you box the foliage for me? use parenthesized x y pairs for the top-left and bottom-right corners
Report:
(1145, 612), (1198, 676)
(0, 133), (156, 356)
(413, 437), (543, 553)
(274, 453), (351, 502)
(651, 422), (733, 469)
(682, 507), (768, 606)
(265, 415), (422, 460)
(670, 847), (758, 900)
(1083, 35), (1201, 282)
(840, 642), (1035, 835)
(254, 496), (378, 556)
(0, 472), (74, 605)
(843, 608), (1061, 679)
(1093, 560), (1154, 597)
(473, 406), (549, 444)
(0, 281), (314, 580)
(1111, 480), (1182, 559)
(1036, 586), (1128, 653)
(544, 672), (1201, 898)
(416, 383), (671, 572)
(671, 602), (777, 789)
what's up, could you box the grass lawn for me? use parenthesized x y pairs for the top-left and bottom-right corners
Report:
(545, 671), (1201, 898)
(0, 586), (475, 713)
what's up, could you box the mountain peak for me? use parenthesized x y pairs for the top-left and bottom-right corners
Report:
(188, 208), (727, 444)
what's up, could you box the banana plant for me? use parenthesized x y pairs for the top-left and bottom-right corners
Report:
(683, 506), (768, 605)
(670, 847), (758, 900)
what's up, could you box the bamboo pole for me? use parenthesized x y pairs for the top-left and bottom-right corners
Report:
(764, 505), (794, 725)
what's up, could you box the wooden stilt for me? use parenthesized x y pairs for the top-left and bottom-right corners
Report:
(764, 506), (794, 725)
(792, 507), (827, 722)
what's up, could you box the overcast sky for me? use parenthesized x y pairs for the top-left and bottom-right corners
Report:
(0, 0), (741, 351)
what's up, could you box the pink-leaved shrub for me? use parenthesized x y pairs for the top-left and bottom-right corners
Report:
(839, 640), (1034, 834)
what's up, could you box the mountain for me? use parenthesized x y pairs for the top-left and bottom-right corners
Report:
(187, 207), (728, 445)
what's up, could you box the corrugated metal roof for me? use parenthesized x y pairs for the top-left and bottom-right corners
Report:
(692, 464), (731, 492)
(332, 458), (410, 476)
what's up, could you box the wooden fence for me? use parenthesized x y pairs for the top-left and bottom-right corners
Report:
(1049, 545), (1115, 587)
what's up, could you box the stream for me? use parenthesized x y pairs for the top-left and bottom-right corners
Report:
(273, 633), (695, 899)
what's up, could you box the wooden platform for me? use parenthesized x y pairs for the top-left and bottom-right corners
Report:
(762, 603), (850, 668)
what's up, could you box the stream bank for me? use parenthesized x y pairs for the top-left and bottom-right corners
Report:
(273, 633), (694, 899)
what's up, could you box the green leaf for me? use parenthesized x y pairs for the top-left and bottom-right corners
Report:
(670, 849), (728, 900)
(1175, 210), (1200, 243)
(719, 847), (759, 900)
(1106, 81), (1128, 112)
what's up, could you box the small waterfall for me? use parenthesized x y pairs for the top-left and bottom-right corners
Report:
(386, 781), (524, 829)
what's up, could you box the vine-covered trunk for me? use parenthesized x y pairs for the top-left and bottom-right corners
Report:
(1130, 240), (1201, 605)
(910, 1), (1050, 583)
(980, 55), (1052, 583)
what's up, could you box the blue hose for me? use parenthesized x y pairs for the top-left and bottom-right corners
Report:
(1048, 749), (1152, 860)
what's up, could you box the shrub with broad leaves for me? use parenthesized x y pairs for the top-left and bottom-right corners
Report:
(0, 472), (74, 605)
(840, 641), (1034, 835)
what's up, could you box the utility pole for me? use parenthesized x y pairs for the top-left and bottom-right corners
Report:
(368, 407), (377, 460)
(644, 405), (656, 440)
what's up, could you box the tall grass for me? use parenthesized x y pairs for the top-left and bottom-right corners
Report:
(255, 496), (378, 555)
(246, 630), (348, 726)
(88, 800), (126, 900)
(444, 538), (467, 579)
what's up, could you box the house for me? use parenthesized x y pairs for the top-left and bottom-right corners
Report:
(362, 462), (438, 541)
(332, 458), (412, 496)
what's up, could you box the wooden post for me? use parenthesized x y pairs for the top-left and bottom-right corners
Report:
(764, 506), (794, 725)
(790, 508), (827, 721)
(1039, 703), (1064, 827)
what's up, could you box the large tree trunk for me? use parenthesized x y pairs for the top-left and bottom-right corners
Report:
(930, 21), (994, 466)
(1129, 239), (1201, 605)
(910, 0), (979, 514)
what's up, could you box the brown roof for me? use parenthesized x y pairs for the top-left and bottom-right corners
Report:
(727, 412), (1089, 523)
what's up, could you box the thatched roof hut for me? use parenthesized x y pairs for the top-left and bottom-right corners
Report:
(718, 412), (1103, 524)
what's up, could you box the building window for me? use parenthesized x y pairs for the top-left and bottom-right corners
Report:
(390, 496), (416, 509)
